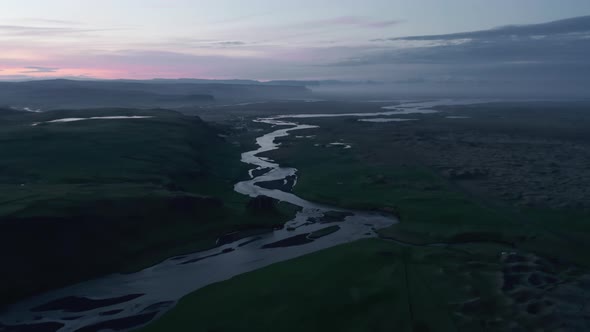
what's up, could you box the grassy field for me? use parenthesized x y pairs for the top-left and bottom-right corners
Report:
(0, 108), (296, 307)
(140, 101), (590, 331)
(258, 103), (590, 265)
(142, 239), (570, 332)
(272, 137), (590, 266)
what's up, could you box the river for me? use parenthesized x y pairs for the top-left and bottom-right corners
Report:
(0, 99), (487, 332)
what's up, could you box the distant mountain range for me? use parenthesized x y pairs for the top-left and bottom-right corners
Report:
(139, 78), (323, 86)
(0, 79), (314, 110)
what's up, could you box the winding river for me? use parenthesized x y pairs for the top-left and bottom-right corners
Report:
(0, 99), (486, 332)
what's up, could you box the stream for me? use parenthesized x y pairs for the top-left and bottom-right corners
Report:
(0, 99), (486, 332)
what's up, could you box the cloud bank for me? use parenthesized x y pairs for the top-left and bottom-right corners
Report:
(322, 15), (590, 96)
(1, 13), (589, 98)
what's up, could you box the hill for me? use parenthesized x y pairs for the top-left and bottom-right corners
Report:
(0, 79), (312, 110)
(0, 108), (294, 307)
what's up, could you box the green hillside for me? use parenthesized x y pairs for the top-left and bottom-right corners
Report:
(0, 108), (294, 306)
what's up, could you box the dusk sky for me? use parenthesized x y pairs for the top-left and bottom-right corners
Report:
(2, 0), (590, 83)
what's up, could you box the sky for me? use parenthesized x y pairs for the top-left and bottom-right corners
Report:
(1, 0), (590, 85)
